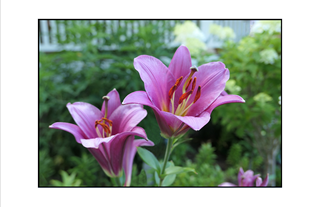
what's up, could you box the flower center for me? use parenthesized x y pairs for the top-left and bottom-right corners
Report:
(168, 66), (201, 116)
(95, 96), (113, 137)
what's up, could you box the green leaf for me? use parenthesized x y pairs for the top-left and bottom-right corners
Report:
(164, 166), (197, 176)
(136, 169), (147, 186)
(161, 174), (176, 186)
(50, 180), (62, 186)
(137, 147), (161, 174)
(154, 171), (160, 186)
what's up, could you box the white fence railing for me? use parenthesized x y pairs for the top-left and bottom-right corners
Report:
(39, 20), (251, 52)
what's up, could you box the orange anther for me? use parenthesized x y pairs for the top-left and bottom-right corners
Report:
(175, 76), (183, 88)
(168, 76), (183, 100)
(101, 123), (111, 134)
(168, 84), (177, 100)
(193, 86), (201, 103)
(185, 78), (192, 91)
(95, 120), (100, 128)
(102, 118), (113, 127)
(192, 77), (197, 91)
(179, 90), (193, 104)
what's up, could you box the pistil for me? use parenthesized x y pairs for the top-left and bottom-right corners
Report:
(102, 96), (110, 120)
(182, 66), (198, 93)
(95, 96), (113, 138)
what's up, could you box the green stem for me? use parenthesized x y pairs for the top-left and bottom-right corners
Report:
(159, 137), (174, 186)
(111, 177), (121, 187)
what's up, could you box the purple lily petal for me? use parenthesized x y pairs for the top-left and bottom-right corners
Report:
(238, 167), (245, 186)
(168, 45), (192, 80)
(130, 126), (148, 139)
(241, 170), (259, 186)
(123, 128), (154, 186)
(260, 174), (269, 186)
(134, 55), (175, 111)
(101, 88), (121, 118)
(109, 130), (149, 176)
(205, 94), (245, 115)
(81, 130), (148, 176)
(67, 102), (101, 139)
(220, 168), (268, 187)
(87, 147), (114, 177)
(80, 136), (114, 149)
(49, 122), (87, 143)
(123, 91), (157, 109)
(219, 182), (237, 187)
(109, 104), (147, 135)
(256, 177), (262, 186)
(123, 91), (175, 136)
(108, 133), (132, 176)
(221, 90), (228, 96)
(175, 111), (211, 131)
(185, 62), (230, 116)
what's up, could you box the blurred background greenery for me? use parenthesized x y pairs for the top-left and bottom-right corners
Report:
(39, 20), (281, 187)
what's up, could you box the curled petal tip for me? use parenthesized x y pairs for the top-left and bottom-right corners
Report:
(49, 125), (53, 128)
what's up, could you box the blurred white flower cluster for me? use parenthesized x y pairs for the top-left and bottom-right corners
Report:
(209, 24), (236, 41)
(259, 48), (278, 64)
(250, 20), (281, 34)
(225, 79), (241, 94)
(173, 21), (207, 56)
(253, 92), (273, 103)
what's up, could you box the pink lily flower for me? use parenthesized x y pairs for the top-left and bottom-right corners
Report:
(219, 167), (269, 187)
(123, 46), (245, 138)
(49, 89), (153, 186)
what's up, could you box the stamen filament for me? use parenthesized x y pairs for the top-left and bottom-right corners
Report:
(192, 77), (197, 91)
(185, 78), (192, 91)
(180, 102), (194, 116)
(95, 126), (103, 137)
(180, 86), (201, 116)
(171, 91), (176, 114)
(176, 90), (193, 115)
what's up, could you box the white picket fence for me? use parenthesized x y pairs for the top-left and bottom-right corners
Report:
(39, 20), (251, 52)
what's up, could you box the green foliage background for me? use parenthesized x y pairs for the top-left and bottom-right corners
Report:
(39, 20), (281, 187)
